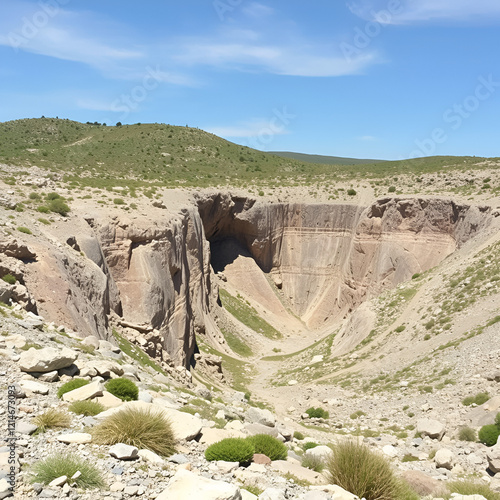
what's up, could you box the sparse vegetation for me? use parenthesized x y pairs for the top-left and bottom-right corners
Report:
(105, 378), (139, 401)
(462, 391), (490, 406)
(305, 407), (329, 419)
(33, 408), (71, 433)
(247, 434), (288, 461)
(1, 274), (16, 285)
(458, 426), (476, 442)
(445, 480), (500, 500)
(205, 438), (255, 464)
(91, 406), (176, 456)
(30, 452), (105, 489)
(68, 400), (105, 416)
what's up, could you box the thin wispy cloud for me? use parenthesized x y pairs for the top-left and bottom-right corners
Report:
(348, 0), (500, 24)
(206, 119), (291, 138)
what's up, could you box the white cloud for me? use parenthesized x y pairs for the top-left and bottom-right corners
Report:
(206, 119), (291, 138)
(348, 0), (500, 24)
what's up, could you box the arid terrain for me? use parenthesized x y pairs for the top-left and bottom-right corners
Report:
(2, 118), (500, 499)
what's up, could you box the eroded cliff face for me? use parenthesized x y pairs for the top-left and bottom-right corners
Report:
(197, 194), (489, 328)
(2, 193), (490, 368)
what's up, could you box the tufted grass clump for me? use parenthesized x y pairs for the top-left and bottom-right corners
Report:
(105, 378), (138, 401)
(325, 440), (418, 500)
(457, 426), (476, 442)
(445, 480), (500, 500)
(205, 438), (255, 464)
(302, 454), (324, 472)
(247, 434), (287, 461)
(33, 409), (71, 433)
(462, 391), (490, 406)
(305, 407), (329, 419)
(293, 431), (305, 440)
(69, 400), (105, 416)
(57, 378), (89, 399)
(1, 274), (16, 285)
(31, 452), (105, 489)
(91, 406), (176, 457)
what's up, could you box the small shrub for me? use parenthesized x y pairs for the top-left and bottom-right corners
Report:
(325, 440), (413, 500)
(37, 205), (50, 213)
(411, 273), (421, 280)
(388, 186), (396, 193)
(57, 378), (89, 399)
(17, 226), (32, 235)
(69, 400), (105, 416)
(401, 454), (418, 462)
(1, 274), (16, 285)
(306, 407), (329, 419)
(46, 192), (61, 200)
(113, 198), (125, 205)
(478, 424), (500, 446)
(37, 217), (51, 225)
(293, 431), (305, 440)
(48, 198), (70, 216)
(30, 452), (105, 489)
(92, 406), (176, 456)
(347, 188), (357, 196)
(350, 410), (366, 419)
(462, 392), (490, 406)
(105, 378), (139, 401)
(302, 454), (324, 472)
(458, 426), (476, 442)
(205, 438), (254, 464)
(33, 409), (71, 433)
(247, 434), (287, 461)
(395, 325), (406, 333)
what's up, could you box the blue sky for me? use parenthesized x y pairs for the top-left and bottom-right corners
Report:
(1, 0), (499, 160)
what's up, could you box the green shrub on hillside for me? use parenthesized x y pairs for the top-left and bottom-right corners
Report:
(462, 392), (490, 406)
(305, 407), (329, 419)
(247, 434), (287, 461)
(479, 424), (500, 447)
(105, 378), (139, 401)
(1, 274), (16, 285)
(205, 438), (255, 464)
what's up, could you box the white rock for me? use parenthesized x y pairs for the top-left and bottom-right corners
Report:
(259, 488), (286, 500)
(19, 380), (49, 395)
(48, 475), (67, 487)
(311, 355), (324, 364)
(62, 381), (103, 402)
(155, 469), (241, 499)
(382, 445), (398, 458)
(109, 443), (139, 460)
(57, 433), (92, 444)
(217, 461), (239, 473)
(305, 445), (333, 461)
(417, 418), (446, 440)
(435, 449), (454, 470)
(138, 449), (164, 465)
(82, 336), (99, 349)
(19, 347), (77, 373)
(246, 407), (275, 427)
(92, 390), (123, 409)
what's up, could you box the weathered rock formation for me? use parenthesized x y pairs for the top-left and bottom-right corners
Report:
(0, 193), (491, 367)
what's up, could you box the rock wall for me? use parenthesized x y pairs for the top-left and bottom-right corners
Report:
(197, 194), (489, 328)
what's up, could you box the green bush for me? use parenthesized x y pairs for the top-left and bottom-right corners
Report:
(92, 406), (176, 457)
(305, 407), (329, 419)
(388, 186), (396, 193)
(325, 440), (417, 500)
(462, 391), (490, 406)
(293, 431), (305, 440)
(205, 438), (255, 464)
(46, 192), (62, 200)
(48, 198), (70, 216)
(457, 426), (476, 442)
(247, 434), (287, 461)
(1, 274), (16, 285)
(30, 452), (105, 489)
(302, 442), (319, 451)
(347, 188), (357, 196)
(69, 400), (105, 416)
(17, 226), (32, 234)
(57, 378), (90, 399)
(478, 424), (500, 446)
(105, 378), (139, 401)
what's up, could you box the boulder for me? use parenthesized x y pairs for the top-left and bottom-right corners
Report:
(0, 238), (36, 259)
(33, 371), (59, 382)
(259, 489), (286, 500)
(487, 444), (500, 473)
(0, 281), (12, 304)
(92, 391), (123, 409)
(401, 470), (447, 496)
(19, 380), (49, 395)
(156, 469), (241, 500)
(416, 418), (446, 440)
(435, 449), (454, 470)
(19, 347), (77, 373)
(82, 336), (99, 349)
(305, 445), (333, 461)
(62, 381), (103, 402)
(109, 443), (139, 460)
(245, 407), (275, 427)
(138, 449), (164, 464)
(0, 478), (13, 499)
(199, 427), (246, 446)
(244, 423), (279, 437)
